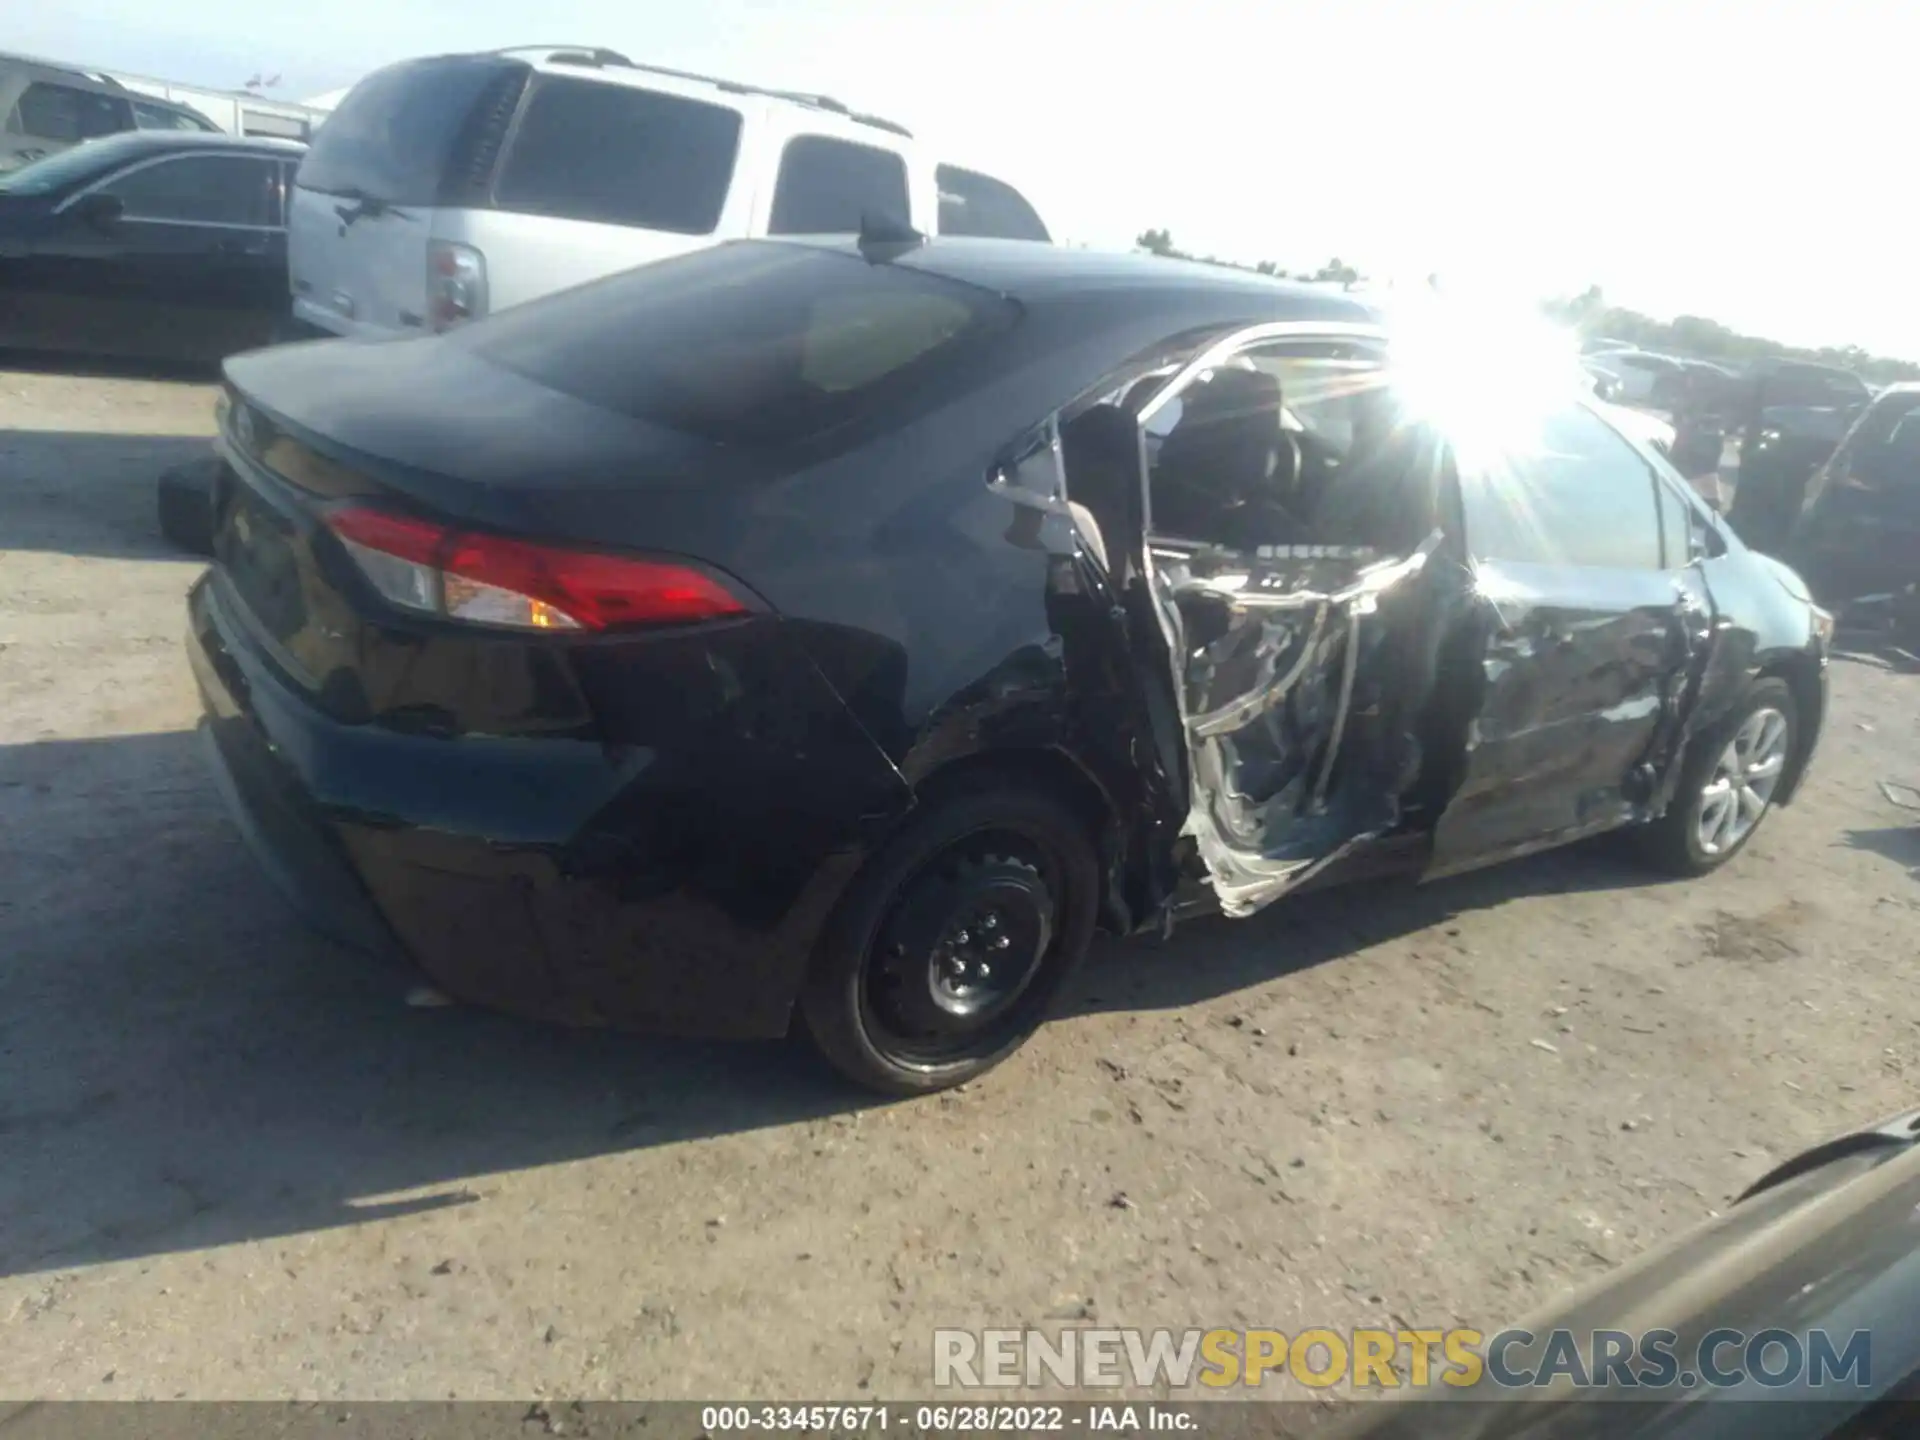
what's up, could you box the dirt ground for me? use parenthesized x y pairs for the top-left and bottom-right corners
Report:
(3, 363), (1919, 1406)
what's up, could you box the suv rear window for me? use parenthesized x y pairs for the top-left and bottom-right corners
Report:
(769, 136), (910, 234)
(936, 164), (1049, 241)
(466, 242), (1018, 450)
(10, 82), (129, 143)
(493, 77), (741, 233)
(295, 56), (521, 205)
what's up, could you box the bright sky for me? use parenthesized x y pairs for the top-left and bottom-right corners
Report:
(14, 0), (1913, 358)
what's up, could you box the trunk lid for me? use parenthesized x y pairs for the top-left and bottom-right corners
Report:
(212, 339), (764, 734)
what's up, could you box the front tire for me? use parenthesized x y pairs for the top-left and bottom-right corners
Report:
(1639, 677), (1797, 875)
(797, 785), (1100, 1096)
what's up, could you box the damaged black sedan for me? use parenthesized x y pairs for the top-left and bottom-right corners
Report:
(187, 238), (1832, 1094)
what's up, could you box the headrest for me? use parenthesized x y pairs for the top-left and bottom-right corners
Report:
(1182, 367), (1282, 425)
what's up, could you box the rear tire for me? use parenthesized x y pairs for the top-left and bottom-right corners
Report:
(796, 785), (1099, 1096)
(1637, 678), (1797, 876)
(157, 458), (217, 556)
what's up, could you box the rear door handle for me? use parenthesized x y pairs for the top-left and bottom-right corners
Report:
(217, 236), (269, 257)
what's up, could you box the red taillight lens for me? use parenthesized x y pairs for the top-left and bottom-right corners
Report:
(441, 531), (750, 631)
(426, 240), (488, 332)
(322, 505), (752, 632)
(328, 506), (444, 565)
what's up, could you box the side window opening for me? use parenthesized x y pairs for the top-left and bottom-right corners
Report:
(1852, 400), (1920, 491)
(1459, 403), (1666, 570)
(768, 135), (910, 234)
(12, 82), (129, 143)
(133, 101), (213, 133)
(98, 155), (276, 227)
(1144, 343), (1433, 558)
(1132, 338), (1450, 919)
(1887, 412), (1920, 460)
(935, 164), (1049, 241)
(493, 77), (742, 233)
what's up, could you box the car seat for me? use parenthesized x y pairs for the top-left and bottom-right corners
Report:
(1150, 368), (1302, 545)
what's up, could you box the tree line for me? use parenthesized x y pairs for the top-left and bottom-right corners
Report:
(1134, 230), (1917, 385)
(1134, 230), (1361, 286)
(1544, 285), (1918, 385)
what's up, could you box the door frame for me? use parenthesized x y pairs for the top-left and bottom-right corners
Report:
(1125, 319), (1461, 916)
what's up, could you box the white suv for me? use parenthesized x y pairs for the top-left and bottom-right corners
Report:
(288, 45), (1051, 341)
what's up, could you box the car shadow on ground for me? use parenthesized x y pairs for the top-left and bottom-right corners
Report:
(0, 430), (217, 561)
(1066, 838), (1666, 1018)
(0, 726), (1680, 1282)
(1843, 825), (1920, 879)
(0, 729), (855, 1283)
(0, 349), (221, 384)
(1832, 634), (1920, 677)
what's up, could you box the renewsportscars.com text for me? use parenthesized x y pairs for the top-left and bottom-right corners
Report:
(932, 1326), (1873, 1392)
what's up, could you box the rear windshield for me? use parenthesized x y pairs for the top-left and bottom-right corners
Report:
(295, 55), (518, 204)
(465, 242), (1019, 450)
(493, 76), (741, 233)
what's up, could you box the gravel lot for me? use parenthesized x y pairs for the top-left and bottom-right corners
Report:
(3, 363), (1919, 1405)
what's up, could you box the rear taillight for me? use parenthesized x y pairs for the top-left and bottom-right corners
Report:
(325, 505), (752, 632)
(427, 240), (488, 331)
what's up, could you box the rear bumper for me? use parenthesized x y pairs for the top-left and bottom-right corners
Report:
(185, 574), (878, 1038)
(289, 296), (406, 343)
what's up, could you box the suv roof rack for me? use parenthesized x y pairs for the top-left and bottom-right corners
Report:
(487, 45), (913, 138)
(8, 54), (128, 90)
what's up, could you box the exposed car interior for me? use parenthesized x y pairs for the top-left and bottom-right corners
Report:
(1060, 340), (1456, 915)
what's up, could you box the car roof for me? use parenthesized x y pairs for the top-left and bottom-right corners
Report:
(478, 46), (915, 140)
(0, 53), (196, 112)
(786, 236), (1384, 324)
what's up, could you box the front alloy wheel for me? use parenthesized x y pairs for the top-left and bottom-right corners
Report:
(1639, 676), (1798, 876)
(1694, 705), (1790, 857)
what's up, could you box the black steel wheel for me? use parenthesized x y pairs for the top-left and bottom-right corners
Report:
(797, 784), (1100, 1095)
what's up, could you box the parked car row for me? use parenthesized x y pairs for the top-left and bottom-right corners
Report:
(2, 44), (1057, 365)
(1785, 382), (1920, 614)
(1630, 353), (1917, 628)
(0, 131), (303, 362)
(285, 45), (1052, 342)
(1, 52), (219, 172)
